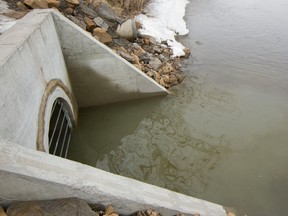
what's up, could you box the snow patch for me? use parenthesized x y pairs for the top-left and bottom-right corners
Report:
(0, 15), (16, 34)
(0, 0), (17, 34)
(137, 0), (189, 57)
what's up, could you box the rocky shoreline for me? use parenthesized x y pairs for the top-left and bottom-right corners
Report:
(0, 198), (183, 216)
(0, 197), (237, 216)
(2, 0), (190, 89)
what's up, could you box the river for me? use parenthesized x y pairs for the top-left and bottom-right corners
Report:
(68, 0), (288, 215)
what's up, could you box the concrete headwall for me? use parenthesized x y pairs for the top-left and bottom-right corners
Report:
(0, 11), (74, 150)
(0, 9), (166, 150)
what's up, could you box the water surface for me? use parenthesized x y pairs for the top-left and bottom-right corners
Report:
(69, 0), (288, 214)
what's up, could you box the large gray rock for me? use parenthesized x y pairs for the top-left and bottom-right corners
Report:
(112, 37), (130, 46)
(149, 57), (162, 71)
(67, 15), (86, 30)
(93, 17), (109, 31)
(118, 51), (135, 63)
(139, 52), (152, 64)
(95, 3), (123, 23)
(6, 198), (97, 216)
(79, 5), (98, 18)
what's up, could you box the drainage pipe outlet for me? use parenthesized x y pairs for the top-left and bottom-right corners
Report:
(116, 18), (137, 40)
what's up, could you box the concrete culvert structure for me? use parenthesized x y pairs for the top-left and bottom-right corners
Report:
(0, 9), (227, 216)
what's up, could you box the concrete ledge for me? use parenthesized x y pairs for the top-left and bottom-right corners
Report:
(0, 141), (226, 216)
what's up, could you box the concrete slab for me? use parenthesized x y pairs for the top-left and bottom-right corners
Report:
(0, 141), (226, 216)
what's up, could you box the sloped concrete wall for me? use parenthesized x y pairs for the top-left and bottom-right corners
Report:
(51, 10), (167, 107)
(0, 141), (226, 216)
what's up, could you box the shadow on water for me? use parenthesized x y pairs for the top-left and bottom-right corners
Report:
(68, 96), (165, 166)
(67, 61), (169, 165)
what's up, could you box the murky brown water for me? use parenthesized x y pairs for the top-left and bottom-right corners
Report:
(68, 0), (288, 214)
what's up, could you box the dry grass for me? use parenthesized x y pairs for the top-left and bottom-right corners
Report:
(90, 0), (150, 17)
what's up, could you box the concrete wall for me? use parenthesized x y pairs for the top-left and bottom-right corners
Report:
(52, 10), (167, 107)
(0, 11), (74, 150)
(0, 9), (166, 150)
(0, 141), (226, 216)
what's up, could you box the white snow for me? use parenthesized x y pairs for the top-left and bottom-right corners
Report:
(0, 0), (16, 34)
(137, 0), (189, 57)
(0, 15), (16, 34)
